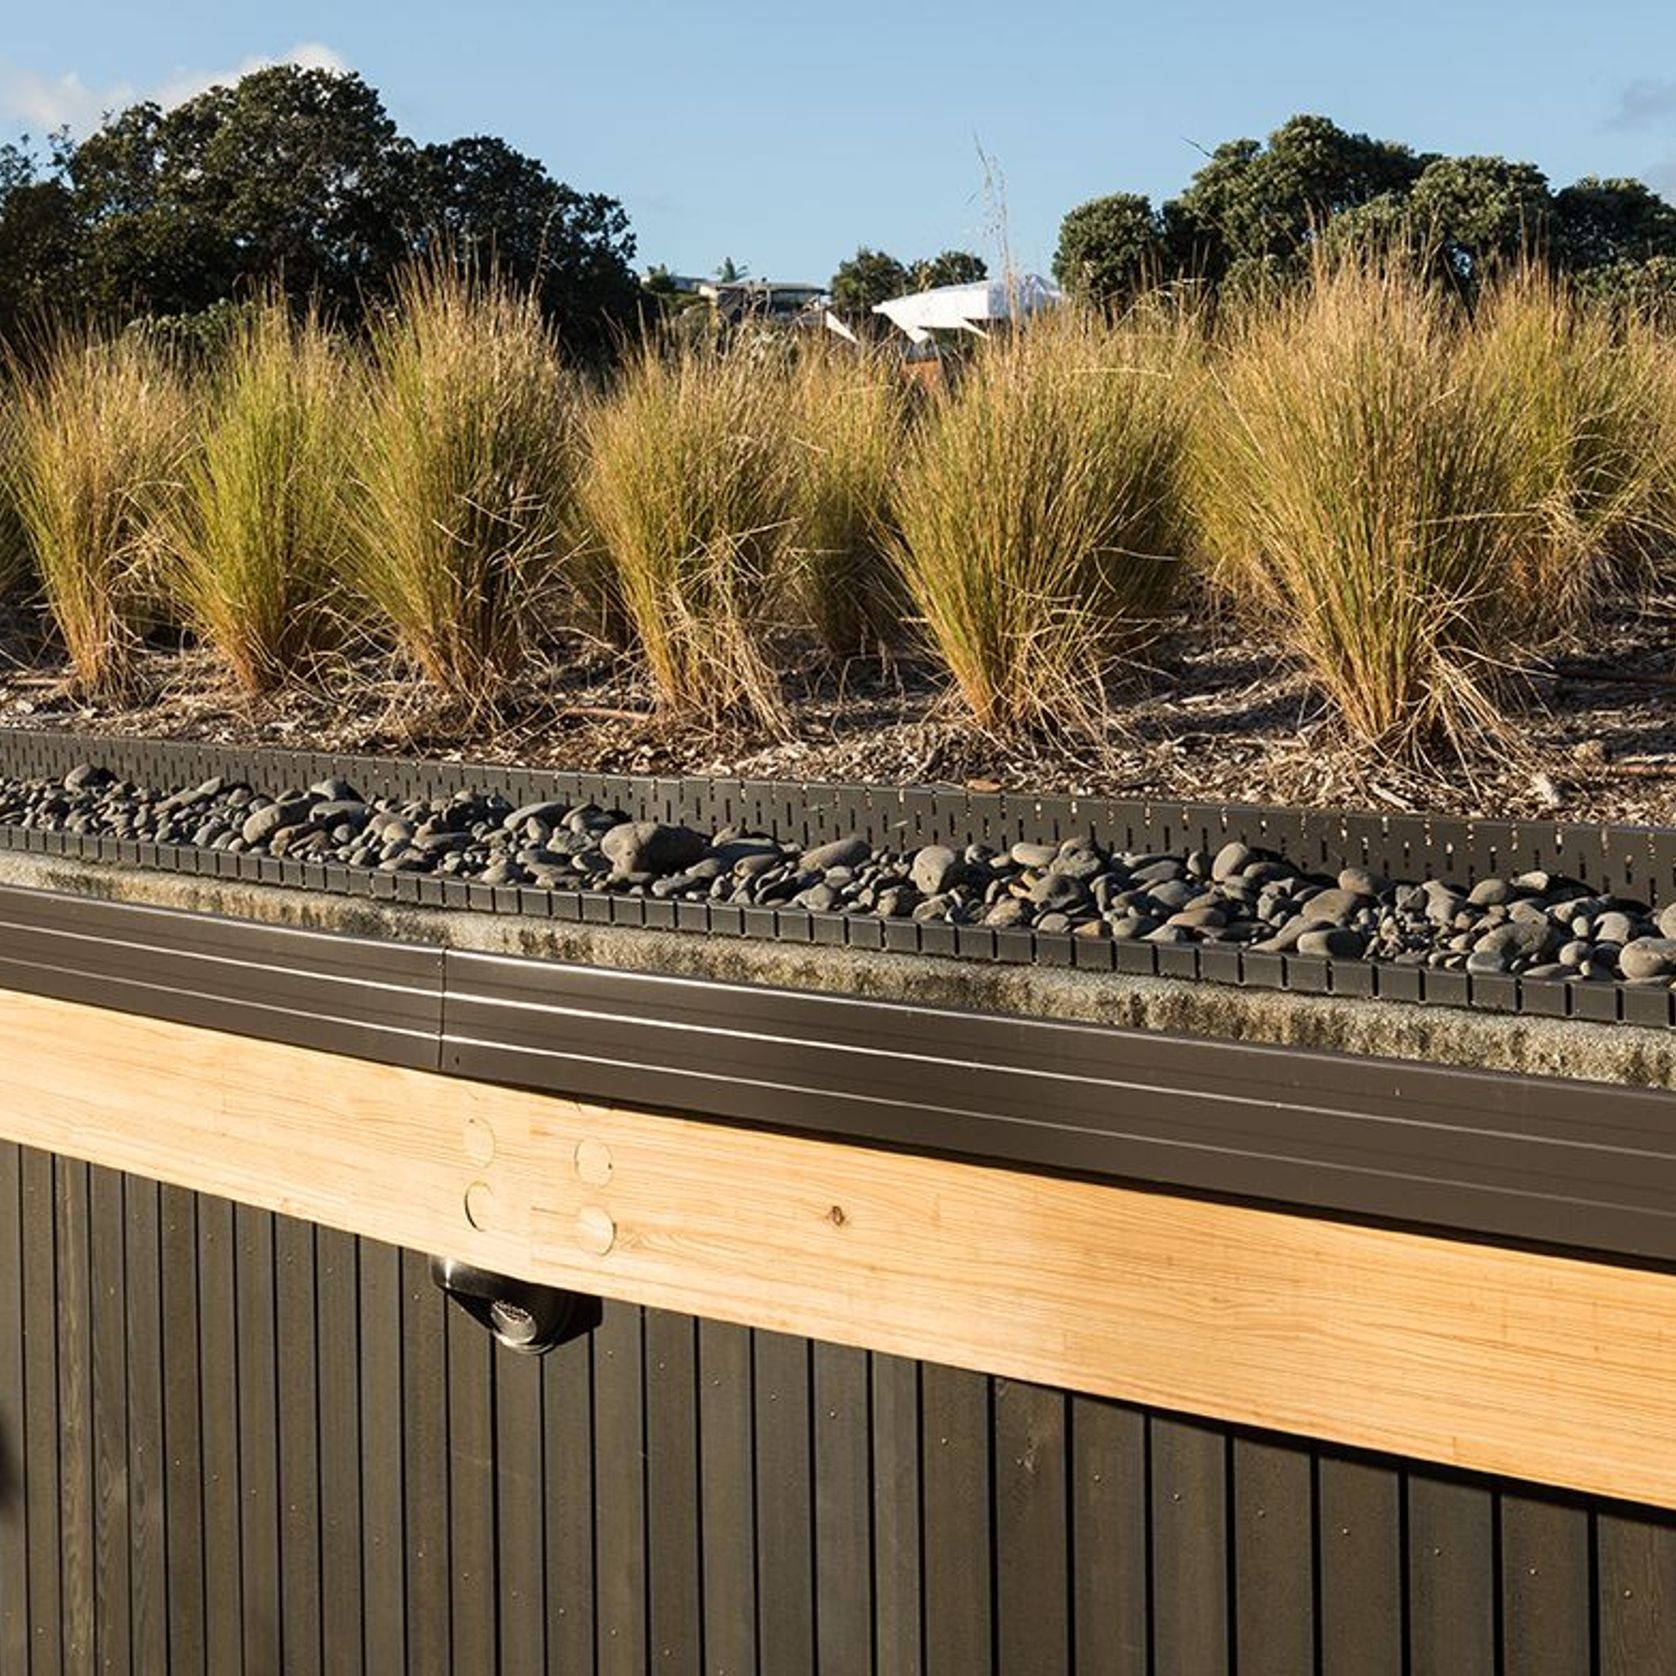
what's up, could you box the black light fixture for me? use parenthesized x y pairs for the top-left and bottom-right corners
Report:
(429, 1256), (602, 1355)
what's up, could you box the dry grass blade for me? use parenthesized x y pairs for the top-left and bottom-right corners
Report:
(350, 254), (580, 705)
(1194, 253), (1544, 757)
(579, 339), (795, 730)
(5, 329), (187, 697)
(1463, 264), (1671, 624)
(889, 303), (1196, 735)
(784, 343), (905, 657)
(163, 298), (350, 694)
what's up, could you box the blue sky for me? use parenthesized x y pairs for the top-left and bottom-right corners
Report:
(3, 2), (1675, 284)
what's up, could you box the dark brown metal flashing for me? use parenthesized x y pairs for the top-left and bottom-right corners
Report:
(0, 882), (443, 1069)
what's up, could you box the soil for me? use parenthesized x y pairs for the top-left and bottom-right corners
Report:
(0, 600), (1672, 826)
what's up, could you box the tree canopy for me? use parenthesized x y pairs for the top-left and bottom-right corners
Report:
(829, 245), (987, 318)
(0, 65), (638, 357)
(1054, 114), (1676, 305)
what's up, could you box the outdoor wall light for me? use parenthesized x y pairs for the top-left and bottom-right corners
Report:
(429, 1255), (602, 1355)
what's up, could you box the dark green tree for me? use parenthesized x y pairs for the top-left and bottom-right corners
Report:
(829, 246), (910, 316)
(411, 134), (638, 356)
(1164, 114), (1428, 275)
(1552, 176), (1676, 270)
(0, 65), (637, 355)
(1403, 154), (1553, 279)
(911, 249), (987, 289)
(1053, 192), (1164, 303)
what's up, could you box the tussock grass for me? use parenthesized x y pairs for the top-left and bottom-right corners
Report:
(164, 299), (350, 693)
(579, 340), (796, 728)
(6, 331), (187, 695)
(1462, 266), (1671, 623)
(0, 404), (28, 605)
(351, 257), (579, 704)
(1194, 256), (1550, 756)
(785, 345), (905, 656)
(889, 304), (1195, 734)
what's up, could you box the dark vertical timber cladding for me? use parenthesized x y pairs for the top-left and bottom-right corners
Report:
(593, 1299), (647, 1676)
(358, 1238), (406, 1676)
(1500, 1495), (1592, 1676)
(1149, 1417), (1230, 1676)
(994, 1380), (1070, 1676)
(1316, 1457), (1403, 1676)
(1408, 1473), (1497, 1676)
(544, 1329), (594, 1674)
(447, 1282), (497, 1676)
(1070, 1395), (1147, 1676)
(197, 1192), (242, 1676)
(870, 1354), (922, 1676)
(813, 1341), (873, 1676)
(19, 1148), (60, 1675)
(921, 1363), (993, 1676)
(0, 1145), (24, 1674)
(89, 1165), (132, 1676)
(496, 1345), (546, 1676)
(276, 1216), (323, 1676)
(1598, 1511), (1676, 1675)
(400, 1247), (451, 1676)
(315, 1227), (363, 1671)
(159, 1183), (206, 1676)
(124, 1173), (167, 1676)
(754, 1329), (816, 1676)
(1232, 1438), (1314, 1676)
(697, 1318), (756, 1676)
(236, 1203), (282, 1676)
(645, 1310), (701, 1676)
(15, 1148), (1676, 1671)
(54, 1158), (93, 1672)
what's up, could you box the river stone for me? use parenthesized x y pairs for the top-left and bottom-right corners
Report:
(1296, 926), (1367, 959)
(1210, 841), (1252, 883)
(1299, 887), (1366, 922)
(1336, 867), (1385, 898)
(1466, 949), (1511, 975)
(1475, 919), (1559, 961)
(601, 820), (708, 877)
(241, 798), (310, 846)
(910, 844), (961, 897)
(1167, 905), (1227, 931)
(1049, 846), (1106, 882)
(1028, 873), (1091, 912)
(801, 835), (872, 872)
(1621, 938), (1676, 981)
(983, 896), (1028, 928)
(1468, 877), (1513, 907)
(1658, 902), (1676, 941)
(1009, 841), (1058, 868)
(1595, 910), (1638, 947)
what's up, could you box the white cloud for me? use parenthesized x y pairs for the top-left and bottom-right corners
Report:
(0, 42), (348, 134)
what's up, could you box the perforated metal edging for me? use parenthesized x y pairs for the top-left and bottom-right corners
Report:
(0, 724), (1670, 1029)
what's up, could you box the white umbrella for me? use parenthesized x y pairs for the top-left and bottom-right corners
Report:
(871, 274), (1063, 342)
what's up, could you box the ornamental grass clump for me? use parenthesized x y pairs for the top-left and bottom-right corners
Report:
(579, 341), (796, 728)
(6, 331), (187, 696)
(164, 299), (350, 693)
(1462, 265), (1670, 624)
(352, 257), (580, 703)
(889, 304), (1195, 734)
(1194, 256), (1538, 757)
(784, 344), (905, 657)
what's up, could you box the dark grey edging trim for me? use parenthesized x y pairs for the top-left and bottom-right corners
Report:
(3, 880), (1675, 1268)
(0, 725), (1672, 1029)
